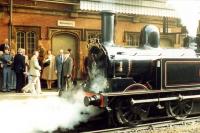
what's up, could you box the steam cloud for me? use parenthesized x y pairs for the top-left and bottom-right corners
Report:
(88, 63), (108, 93)
(90, 75), (107, 93)
(0, 89), (99, 133)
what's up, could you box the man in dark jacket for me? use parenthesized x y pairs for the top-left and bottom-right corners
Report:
(13, 48), (25, 93)
(61, 50), (73, 91)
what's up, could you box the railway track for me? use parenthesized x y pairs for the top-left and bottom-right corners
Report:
(82, 116), (200, 133)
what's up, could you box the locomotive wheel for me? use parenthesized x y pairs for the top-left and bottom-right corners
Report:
(115, 99), (149, 126)
(166, 99), (193, 120)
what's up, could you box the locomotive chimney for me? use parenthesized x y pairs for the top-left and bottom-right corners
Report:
(101, 10), (115, 46)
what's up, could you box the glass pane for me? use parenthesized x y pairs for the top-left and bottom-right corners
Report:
(27, 32), (36, 56)
(17, 32), (25, 49)
(126, 33), (139, 47)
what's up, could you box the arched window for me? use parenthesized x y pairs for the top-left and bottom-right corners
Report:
(16, 26), (40, 57)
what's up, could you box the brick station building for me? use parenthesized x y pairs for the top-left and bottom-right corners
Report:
(0, 0), (185, 79)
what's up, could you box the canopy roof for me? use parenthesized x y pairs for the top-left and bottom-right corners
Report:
(80, 0), (178, 18)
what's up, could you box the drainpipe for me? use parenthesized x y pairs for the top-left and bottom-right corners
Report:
(9, 0), (13, 46)
(163, 17), (168, 34)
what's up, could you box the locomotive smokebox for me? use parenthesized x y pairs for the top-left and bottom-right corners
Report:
(101, 10), (115, 46)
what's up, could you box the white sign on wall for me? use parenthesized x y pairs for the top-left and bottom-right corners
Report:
(57, 20), (75, 27)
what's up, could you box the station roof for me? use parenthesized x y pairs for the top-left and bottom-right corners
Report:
(80, 0), (178, 18)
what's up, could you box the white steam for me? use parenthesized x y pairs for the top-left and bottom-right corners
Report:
(0, 89), (99, 133)
(88, 62), (108, 93)
(90, 75), (108, 93)
(168, 0), (200, 37)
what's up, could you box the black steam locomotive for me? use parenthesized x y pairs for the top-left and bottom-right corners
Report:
(84, 11), (200, 126)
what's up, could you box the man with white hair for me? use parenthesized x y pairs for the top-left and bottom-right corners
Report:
(13, 48), (25, 93)
(55, 49), (64, 90)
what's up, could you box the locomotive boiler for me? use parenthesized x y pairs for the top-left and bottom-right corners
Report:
(84, 11), (200, 126)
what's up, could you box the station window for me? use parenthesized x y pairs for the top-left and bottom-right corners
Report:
(124, 32), (140, 47)
(17, 32), (25, 48)
(85, 30), (101, 43)
(15, 26), (40, 57)
(27, 32), (37, 56)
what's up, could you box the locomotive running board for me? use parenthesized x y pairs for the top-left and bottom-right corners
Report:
(131, 94), (200, 105)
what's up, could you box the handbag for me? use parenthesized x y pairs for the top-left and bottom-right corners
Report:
(43, 59), (50, 67)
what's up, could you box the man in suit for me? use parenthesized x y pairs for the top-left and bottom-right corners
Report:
(55, 49), (64, 90)
(29, 51), (42, 94)
(13, 48), (26, 93)
(61, 50), (73, 91)
(0, 38), (10, 52)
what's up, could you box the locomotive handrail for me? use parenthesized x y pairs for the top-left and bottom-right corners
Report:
(130, 94), (200, 105)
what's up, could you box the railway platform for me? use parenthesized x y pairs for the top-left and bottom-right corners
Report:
(0, 89), (59, 100)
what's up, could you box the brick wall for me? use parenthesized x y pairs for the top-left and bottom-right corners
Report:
(0, 7), (182, 79)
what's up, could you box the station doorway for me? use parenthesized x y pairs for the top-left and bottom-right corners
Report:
(52, 32), (79, 80)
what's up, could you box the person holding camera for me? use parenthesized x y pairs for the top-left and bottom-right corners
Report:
(41, 50), (57, 89)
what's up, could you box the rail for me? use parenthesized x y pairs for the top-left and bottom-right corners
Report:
(81, 116), (200, 133)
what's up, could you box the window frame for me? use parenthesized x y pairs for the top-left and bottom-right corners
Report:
(85, 29), (101, 43)
(15, 26), (40, 57)
(124, 31), (140, 47)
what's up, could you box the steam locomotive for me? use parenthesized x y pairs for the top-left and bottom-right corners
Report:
(83, 11), (200, 126)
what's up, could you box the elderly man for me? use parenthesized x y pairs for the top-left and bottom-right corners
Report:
(55, 49), (64, 90)
(29, 51), (42, 94)
(13, 48), (25, 93)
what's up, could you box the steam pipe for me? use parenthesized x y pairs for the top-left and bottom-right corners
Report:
(101, 10), (115, 46)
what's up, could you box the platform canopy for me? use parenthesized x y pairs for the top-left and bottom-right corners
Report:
(80, 0), (178, 18)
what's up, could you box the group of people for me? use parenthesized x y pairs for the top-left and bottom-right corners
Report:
(0, 38), (74, 94)
(41, 49), (74, 91)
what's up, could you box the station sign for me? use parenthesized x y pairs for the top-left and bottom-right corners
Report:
(57, 20), (75, 27)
